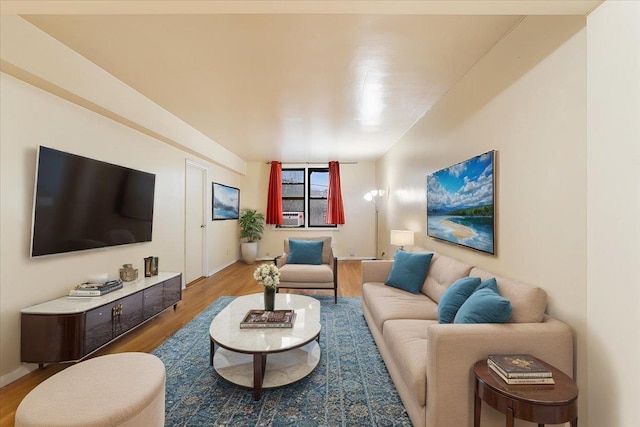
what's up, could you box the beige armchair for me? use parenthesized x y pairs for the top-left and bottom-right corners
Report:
(274, 236), (338, 303)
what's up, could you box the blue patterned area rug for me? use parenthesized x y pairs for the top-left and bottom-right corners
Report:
(153, 296), (412, 426)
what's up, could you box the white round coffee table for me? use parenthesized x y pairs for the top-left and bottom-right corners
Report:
(209, 293), (321, 400)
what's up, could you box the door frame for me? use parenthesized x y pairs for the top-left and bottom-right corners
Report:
(185, 159), (208, 282)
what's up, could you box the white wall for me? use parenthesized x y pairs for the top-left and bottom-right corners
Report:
(242, 161), (377, 259)
(0, 72), (243, 386)
(586, 2), (640, 426)
(0, 17), (245, 386)
(376, 16), (587, 426)
(206, 169), (243, 274)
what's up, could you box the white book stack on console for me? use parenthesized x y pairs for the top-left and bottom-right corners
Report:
(69, 279), (123, 297)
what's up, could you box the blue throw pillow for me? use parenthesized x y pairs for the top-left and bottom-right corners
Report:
(288, 239), (323, 265)
(385, 250), (433, 294)
(437, 276), (482, 324)
(454, 288), (512, 324)
(476, 277), (499, 293)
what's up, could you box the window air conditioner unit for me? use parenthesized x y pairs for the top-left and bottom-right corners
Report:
(282, 212), (304, 227)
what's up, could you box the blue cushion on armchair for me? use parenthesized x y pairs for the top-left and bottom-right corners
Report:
(385, 250), (433, 294)
(287, 239), (323, 265)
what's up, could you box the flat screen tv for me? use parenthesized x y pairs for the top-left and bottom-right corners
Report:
(426, 150), (495, 255)
(31, 146), (156, 257)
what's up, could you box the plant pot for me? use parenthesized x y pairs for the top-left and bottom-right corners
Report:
(241, 242), (258, 264)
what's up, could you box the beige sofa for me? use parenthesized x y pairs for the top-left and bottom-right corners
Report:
(361, 251), (574, 427)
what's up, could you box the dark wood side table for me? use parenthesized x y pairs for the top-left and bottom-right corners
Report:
(474, 357), (578, 427)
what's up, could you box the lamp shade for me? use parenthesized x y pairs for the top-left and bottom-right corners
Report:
(390, 230), (414, 247)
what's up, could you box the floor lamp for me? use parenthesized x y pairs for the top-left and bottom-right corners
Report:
(364, 190), (385, 259)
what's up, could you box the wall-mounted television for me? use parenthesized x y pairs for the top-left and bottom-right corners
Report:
(30, 146), (156, 257)
(426, 150), (495, 255)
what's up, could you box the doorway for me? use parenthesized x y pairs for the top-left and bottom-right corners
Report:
(185, 160), (207, 285)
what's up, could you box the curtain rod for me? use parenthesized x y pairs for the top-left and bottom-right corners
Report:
(266, 161), (358, 165)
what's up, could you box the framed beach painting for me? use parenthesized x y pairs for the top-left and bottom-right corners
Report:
(212, 183), (240, 220)
(426, 150), (496, 254)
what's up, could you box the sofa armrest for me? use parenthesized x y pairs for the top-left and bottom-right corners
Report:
(361, 260), (393, 284)
(329, 248), (335, 270)
(275, 253), (288, 268)
(424, 316), (574, 427)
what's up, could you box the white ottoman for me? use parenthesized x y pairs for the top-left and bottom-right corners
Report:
(15, 352), (165, 427)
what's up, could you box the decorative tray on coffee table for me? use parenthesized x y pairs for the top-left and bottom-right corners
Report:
(240, 309), (295, 328)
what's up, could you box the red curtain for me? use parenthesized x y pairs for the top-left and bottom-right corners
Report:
(266, 162), (283, 224)
(326, 161), (346, 224)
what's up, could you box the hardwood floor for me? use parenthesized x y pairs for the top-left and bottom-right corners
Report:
(0, 259), (363, 426)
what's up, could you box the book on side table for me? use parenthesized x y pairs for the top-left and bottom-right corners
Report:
(240, 309), (296, 329)
(487, 354), (555, 385)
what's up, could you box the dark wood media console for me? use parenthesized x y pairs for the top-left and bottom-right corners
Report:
(21, 272), (182, 366)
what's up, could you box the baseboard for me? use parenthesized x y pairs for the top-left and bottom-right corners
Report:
(207, 259), (239, 277)
(206, 258), (274, 276)
(1, 365), (35, 388)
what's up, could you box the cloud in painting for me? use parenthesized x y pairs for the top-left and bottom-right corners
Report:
(215, 187), (238, 207)
(427, 152), (494, 213)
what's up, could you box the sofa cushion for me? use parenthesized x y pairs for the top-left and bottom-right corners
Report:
(437, 276), (482, 324)
(470, 267), (547, 323)
(385, 250), (433, 294)
(422, 253), (473, 302)
(279, 264), (333, 283)
(382, 319), (438, 406)
(362, 282), (438, 330)
(454, 288), (512, 324)
(287, 239), (323, 265)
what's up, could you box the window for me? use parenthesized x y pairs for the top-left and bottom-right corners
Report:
(280, 166), (336, 228)
(308, 168), (331, 227)
(282, 169), (305, 215)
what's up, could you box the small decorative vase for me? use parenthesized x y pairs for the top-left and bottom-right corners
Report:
(119, 264), (138, 282)
(144, 257), (153, 277)
(264, 286), (275, 311)
(151, 257), (159, 276)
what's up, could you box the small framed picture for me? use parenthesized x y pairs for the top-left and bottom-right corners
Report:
(212, 183), (240, 220)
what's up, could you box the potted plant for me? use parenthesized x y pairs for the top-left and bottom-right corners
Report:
(238, 208), (265, 264)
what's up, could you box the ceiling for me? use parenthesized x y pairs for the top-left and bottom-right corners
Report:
(6, 1), (600, 164)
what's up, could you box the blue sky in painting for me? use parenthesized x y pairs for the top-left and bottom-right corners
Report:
(427, 151), (494, 213)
